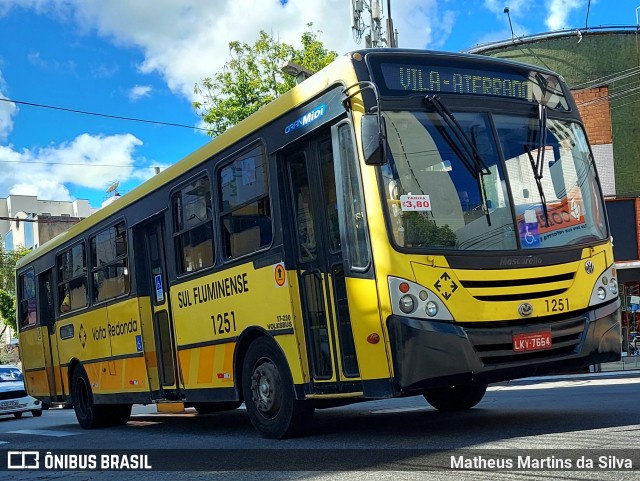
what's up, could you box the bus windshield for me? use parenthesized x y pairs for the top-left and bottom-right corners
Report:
(380, 109), (608, 251)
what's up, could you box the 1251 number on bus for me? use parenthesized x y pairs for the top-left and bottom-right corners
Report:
(545, 298), (569, 313)
(211, 311), (237, 335)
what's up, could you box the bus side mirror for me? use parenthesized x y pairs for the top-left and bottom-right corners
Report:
(361, 114), (387, 165)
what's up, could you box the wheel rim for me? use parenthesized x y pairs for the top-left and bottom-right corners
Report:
(250, 359), (281, 419)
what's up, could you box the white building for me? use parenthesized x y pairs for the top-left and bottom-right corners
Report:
(0, 195), (96, 250)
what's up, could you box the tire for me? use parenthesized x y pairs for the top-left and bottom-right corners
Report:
(423, 383), (487, 411)
(193, 401), (242, 414)
(71, 366), (108, 429)
(106, 404), (132, 426)
(242, 337), (314, 439)
(31, 409), (43, 417)
(13, 412), (23, 419)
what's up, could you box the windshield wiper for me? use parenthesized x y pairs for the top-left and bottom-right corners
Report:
(425, 95), (492, 226)
(524, 99), (550, 228)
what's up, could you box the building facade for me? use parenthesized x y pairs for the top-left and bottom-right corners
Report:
(0, 195), (95, 251)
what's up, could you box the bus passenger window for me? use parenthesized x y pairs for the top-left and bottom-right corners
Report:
(91, 222), (130, 302)
(219, 145), (272, 258)
(57, 243), (88, 314)
(18, 270), (37, 328)
(172, 175), (214, 274)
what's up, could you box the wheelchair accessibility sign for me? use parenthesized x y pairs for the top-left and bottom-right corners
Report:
(154, 275), (164, 302)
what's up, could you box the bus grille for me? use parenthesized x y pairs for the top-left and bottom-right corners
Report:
(460, 272), (575, 302)
(465, 317), (585, 366)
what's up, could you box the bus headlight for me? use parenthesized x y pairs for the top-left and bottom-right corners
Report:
(399, 295), (416, 314)
(388, 277), (454, 321)
(589, 264), (618, 307)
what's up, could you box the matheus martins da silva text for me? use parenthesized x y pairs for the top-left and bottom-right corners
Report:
(451, 455), (633, 470)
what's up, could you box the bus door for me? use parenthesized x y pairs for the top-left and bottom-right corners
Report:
(139, 218), (181, 400)
(18, 269), (57, 402)
(285, 131), (360, 389)
(36, 268), (63, 399)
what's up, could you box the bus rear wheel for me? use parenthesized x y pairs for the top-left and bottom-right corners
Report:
(423, 383), (488, 411)
(242, 337), (314, 439)
(72, 366), (105, 429)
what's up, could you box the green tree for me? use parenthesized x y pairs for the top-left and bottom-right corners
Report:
(193, 25), (337, 136)
(0, 244), (30, 294)
(0, 289), (16, 334)
(0, 245), (30, 336)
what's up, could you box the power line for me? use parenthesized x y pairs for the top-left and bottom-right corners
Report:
(0, 159), (159, 168)
(0, 97), (210, 132)
(0, 216), (81, 224)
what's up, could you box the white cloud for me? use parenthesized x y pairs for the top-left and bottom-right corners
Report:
(546, 0), (584, 31)
(0, 133), (143, 201)
(128, 84), (152, 101)
(1, 0), (456, 102)
(0, 70), (17, 142)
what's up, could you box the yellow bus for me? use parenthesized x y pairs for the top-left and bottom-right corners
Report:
(16, 49), (621, 438)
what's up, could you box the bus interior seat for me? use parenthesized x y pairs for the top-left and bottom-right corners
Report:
(231, 227), (261, 257)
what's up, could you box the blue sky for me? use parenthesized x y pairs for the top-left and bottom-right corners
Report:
(0, 0), (637, 209)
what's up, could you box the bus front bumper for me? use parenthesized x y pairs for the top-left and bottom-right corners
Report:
(386, 299), (621, 392)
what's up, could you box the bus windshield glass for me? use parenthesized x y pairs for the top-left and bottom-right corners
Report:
(380, 110), (608, 251)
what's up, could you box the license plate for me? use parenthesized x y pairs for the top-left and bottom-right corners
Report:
(513, 330), (552, 352)
(0, 400), (19, 408)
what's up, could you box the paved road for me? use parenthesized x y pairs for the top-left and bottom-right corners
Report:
(1, 371), (639, 480)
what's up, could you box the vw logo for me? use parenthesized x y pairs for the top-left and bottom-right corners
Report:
(585, 260), (595, 275)
(518, 302), (533, 317)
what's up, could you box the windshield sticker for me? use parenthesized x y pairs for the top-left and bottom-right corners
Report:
(400, 194), (431, 211)
(517, 195), (586, 246)
(519, 221), (541, 247)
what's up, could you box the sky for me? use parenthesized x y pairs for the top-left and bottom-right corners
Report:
(0, 0), (638, 209)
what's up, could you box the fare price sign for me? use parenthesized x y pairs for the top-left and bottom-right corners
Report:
(400, 194), (432, 212)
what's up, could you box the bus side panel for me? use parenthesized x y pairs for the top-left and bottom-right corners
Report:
(98, 298), (149, 395)
(171, 261), (307, 394)
(178, 342), (236, 391)
(20, 326), (52, 399)
(56, 300), (151, 400)
(345, 277), (392, 381)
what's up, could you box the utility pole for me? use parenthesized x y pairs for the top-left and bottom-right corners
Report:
(351, 0), (398, 48)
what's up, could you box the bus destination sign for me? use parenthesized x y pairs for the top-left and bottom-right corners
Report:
(378, 62), (536, 101)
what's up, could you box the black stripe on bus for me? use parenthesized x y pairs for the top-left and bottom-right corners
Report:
(177, 328), (294, 352)
(79, 351), (145, 366)
(23, 366), (46, 373)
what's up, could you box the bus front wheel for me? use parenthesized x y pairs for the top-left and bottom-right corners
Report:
(242, 337), (314, 439)
(423, 383), (488, 411)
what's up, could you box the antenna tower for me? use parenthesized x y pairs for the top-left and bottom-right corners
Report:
(351, 0), (398, 48)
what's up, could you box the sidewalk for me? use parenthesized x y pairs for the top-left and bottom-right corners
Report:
(600, 354), (640, 372)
